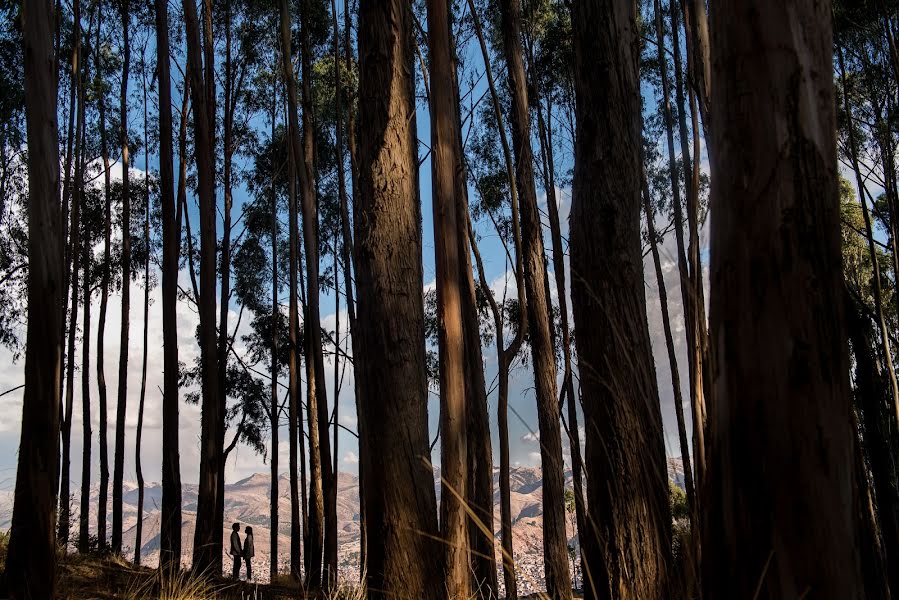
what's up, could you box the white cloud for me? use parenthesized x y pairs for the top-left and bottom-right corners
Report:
(342, 451), (359, 465)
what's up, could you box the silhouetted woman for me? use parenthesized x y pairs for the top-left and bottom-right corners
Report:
(243, 525), (255, 581)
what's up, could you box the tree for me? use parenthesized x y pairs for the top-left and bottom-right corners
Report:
(112, 0), (132, 554)
(701, 0), (864, 596)
(277, 0), (305, 579)
(569, 0), (672, 597)
(4, 0), (62, 593)
(497, 0), (572, 596)
(156, 0), (183, 569)
(183, 0), (223, 574)
(426, 0), (469, 596)
(354, 1), (443, 596)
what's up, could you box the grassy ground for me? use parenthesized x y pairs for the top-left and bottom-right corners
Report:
(0, 551), (330, 600)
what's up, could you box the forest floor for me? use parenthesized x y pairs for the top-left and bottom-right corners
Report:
(2, 548), (579, 599)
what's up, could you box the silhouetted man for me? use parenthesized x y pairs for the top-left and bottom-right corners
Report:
(229, 523), (243, 578)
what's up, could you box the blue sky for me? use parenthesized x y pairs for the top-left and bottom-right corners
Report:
(0, 6), (703, 498)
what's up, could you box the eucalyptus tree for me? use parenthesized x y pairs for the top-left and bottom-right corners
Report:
(702, 0), (864, 596)
(570, 0), (672, 597)
(4, 0), (62, 593)
(354, 0), (444, 596)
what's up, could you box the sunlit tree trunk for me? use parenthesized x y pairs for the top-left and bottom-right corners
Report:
(426, 0), (470, 595)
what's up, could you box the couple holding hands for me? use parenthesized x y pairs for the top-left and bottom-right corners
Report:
(229, 523), (256, 581)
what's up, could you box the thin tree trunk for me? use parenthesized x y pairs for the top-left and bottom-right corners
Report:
(570, 1), (672, 598)
(269, 77), (280, 582)
(184, 0), (222, 574)
(467, 3), (524, 594)
(847, 290), (899, 598)
(336, 0), (366, 574)
(111, 0), (131, 555)
(94, 2), (112, 560)
(298, 0), (335, 587)
(278, 0), (304, 580)
(497, 1), (571, 596)
(59, 0), (83, 548)
(536, 94), (588, 592)
(839, 47), (899, 427)
(5, 0), (62, 592)
(652, 0), (697, 511)
(134, 70), (151, 566)
(157, 0), (183, 569)
(79, 200), (92, 556)
(354, 2), (444, 596)
(426, 0), (470, 596)
(669, 0), (707, 493)
(641, 162), (698, 589)
(701, 2), (864, 596)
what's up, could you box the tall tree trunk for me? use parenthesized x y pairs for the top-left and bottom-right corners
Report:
(336, 0), (367, 574)
(847, 290), (899, 598)
(536, 94), (588, 592)
(497, 1), (571, 596)
(641, 163), (697, 589)
(445, 15), (497, 597)
(79, 205), (92, 557)
(278, 0), (304, 580)
(156, 0), (183, 569)
(184, 0), (222, 574)
(298, 0), (335, 587)
(570, 1), (672, 598)
(354, 1), (444, 596)
(269, 79), (280, 582)
(59, 0), (83, 547)
(652, 0), (697, 513)
(466, 4), (525, 594)
(5, 0), (62, 592)
(839, 48), (899, 427)
(134, 73), (151, 566)
(426, 0), (470, 596)
(63, 20), (85, 550)
(94, 2), (112, 560)
(215, 0), (236, 558)
(669, 0), (707, 494)
(112, 0), (132, 555)
(701, 1), (864, 596)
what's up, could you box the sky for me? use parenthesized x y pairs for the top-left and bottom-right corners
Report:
(0, 5), (707, 497)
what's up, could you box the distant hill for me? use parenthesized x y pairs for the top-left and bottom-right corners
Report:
(1, 458), (686, 594)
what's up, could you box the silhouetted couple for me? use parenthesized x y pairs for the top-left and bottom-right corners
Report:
(230, 523), (255, 581)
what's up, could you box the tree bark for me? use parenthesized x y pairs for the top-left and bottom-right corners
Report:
(426, 0), (470, 596)
(112, 0), (131, 555)
(184, 0), (222, 574)
(5, 0), (62, 592)
(59, 0), (83, 548)
(278, 0), (304, 579)
(354, 1), (444, 596)
(298, 0), (335, 587)
(701, 1), (864, 596)
(466, 4), (524, 594)
(497, 1), (571, 596)
(156, 0), (183, 569)
(269, 76), (281, 582)
(94, 3), (112, 559)
(134, 72), (152, 566)
(570, 1), (672, 598)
